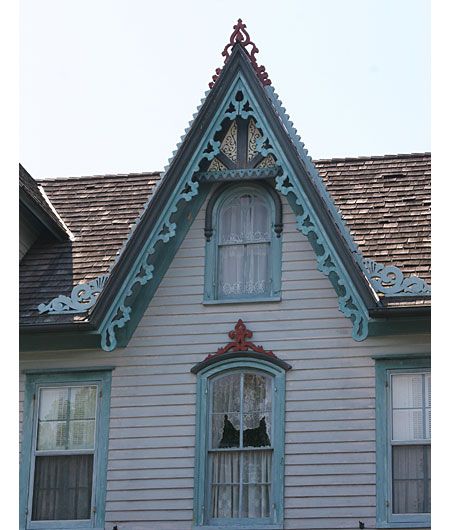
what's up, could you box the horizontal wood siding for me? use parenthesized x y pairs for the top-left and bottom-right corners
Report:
(20, 195), (430, 530)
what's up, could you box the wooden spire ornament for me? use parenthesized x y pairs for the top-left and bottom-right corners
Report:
(209, 19), (272, 88)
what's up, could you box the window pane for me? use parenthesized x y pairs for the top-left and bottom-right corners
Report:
(391, 374), (428, 441)
(69, 386), (97, 420)
(243, 413), (271, 447)
(218, 245), (245, 297)
(392, 445), (430, 514)
(245, 197), (270, 242)
(245, 243), (270, 296)
(243, 374), (272, 413)
(213, 413), (240, 449)
(392, 409), (424, 441)
(37, 388), (69, 450)
(241, 452), (272, 517)
(210, 452), (240, 518)
(212, 374), (240, 414)
(32, 454), (93, 521)
(241, 485), (271, 518)
(219, 194), (270, 245)
(37, 386), (97, 451)
(392, 374), (423, 408)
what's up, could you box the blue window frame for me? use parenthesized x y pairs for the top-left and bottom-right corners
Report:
(20, 369), (112, 530)
(193, 357), (286, 529)
(375, 357), (431, 528)
(204, 183), (282, 304)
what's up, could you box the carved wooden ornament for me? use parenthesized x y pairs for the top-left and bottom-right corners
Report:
(209, 19), (272, 89)
(207, 319), (276, 359)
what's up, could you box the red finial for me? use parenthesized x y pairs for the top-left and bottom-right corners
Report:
(209, 19), (272, 89)
(206, 319), (276, 359)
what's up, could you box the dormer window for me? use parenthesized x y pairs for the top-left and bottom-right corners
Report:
(204, 183), (282, 303)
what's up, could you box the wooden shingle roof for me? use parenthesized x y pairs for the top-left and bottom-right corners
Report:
(317, 152), (431, 285)
(19, 153), (430, 326)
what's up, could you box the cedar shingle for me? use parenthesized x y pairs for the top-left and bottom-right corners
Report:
(20, 153), (431, 326)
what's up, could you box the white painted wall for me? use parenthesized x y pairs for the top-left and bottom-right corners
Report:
(20, 194), (430, 530)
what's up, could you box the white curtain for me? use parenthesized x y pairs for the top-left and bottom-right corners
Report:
(209, 373), (272, 519)
(210, 451), (272, 518)
(218, 194), (270, 298)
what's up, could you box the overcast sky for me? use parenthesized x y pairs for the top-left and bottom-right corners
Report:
(20, 0), (430, 179)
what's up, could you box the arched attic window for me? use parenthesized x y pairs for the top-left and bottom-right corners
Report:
(204, 182), (282, 303)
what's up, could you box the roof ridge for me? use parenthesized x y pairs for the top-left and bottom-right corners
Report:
(33, 153), (431, 184)
(37, 171), (161, 183)
(314, 152), (431, 164)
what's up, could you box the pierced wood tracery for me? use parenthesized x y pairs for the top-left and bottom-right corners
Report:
(204, 115), (277, 177)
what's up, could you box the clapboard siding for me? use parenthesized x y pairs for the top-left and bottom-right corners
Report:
(19, 195), (430, 530)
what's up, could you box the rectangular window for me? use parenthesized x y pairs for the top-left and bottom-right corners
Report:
(390, 373), (431, 516)
(375, 358), (431, 528)
(32, 385), (98, 521)
(20, 370), (112, 530)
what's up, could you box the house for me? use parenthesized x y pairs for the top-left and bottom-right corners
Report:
(19, 19), (431, 530)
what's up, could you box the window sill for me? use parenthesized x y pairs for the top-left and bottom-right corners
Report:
(192, 523), (284, 530)
(203, 296), (281, 305)
(376, 521), (430, 529)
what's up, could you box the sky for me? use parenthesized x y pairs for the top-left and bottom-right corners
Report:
(20, 0), (430, 178)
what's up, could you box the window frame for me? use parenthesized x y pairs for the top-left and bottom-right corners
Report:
(375, 357), (431, 529)
(193, 357), (286, 530)
(20, 369), (112, 530)
(204, 183), (282, 305)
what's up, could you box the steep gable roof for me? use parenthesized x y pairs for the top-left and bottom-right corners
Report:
(19, 20), (430, 350)
(20, 172), (161, 327)
(19, 164), (70, 241)
(317, 153), (431, 285)
(20, 154), (430, 326)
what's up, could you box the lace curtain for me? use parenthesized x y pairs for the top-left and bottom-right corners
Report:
(209, 372), (273, 519)
(218, 194), (270, 298)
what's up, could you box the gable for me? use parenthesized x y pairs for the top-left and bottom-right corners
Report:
(20, 23), (430, 351)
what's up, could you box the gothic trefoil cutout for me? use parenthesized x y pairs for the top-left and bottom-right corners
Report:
(209, 18), (272, 88)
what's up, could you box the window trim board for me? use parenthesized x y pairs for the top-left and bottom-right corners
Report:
(20, 370), (112, 530)
(375, 357), (431, 529)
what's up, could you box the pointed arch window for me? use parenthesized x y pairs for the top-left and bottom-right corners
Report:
(204, 183), (282, 303)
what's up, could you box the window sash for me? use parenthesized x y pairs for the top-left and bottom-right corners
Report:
(206, 371), (274, 522)
(27, 382), (101, 528)
(386, 368), (431, 525)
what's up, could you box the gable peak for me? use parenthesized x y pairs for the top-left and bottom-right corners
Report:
(209, 19), (272, 89)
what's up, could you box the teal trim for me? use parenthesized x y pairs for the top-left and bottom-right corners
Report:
(203, 296), (281, 305)
(113, 185), (211, 349)
(375, 357), (431, 529)
(20, 332), (101, 352)
(368, 317), (430, 337)
(98, 67), (371, 351)
(22, 366), (116, 374)
(20, 369), (112, 530)
(204, 183), (282, 303)
(193, 357), (286, 528)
